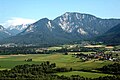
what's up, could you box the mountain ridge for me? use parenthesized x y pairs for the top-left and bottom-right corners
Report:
(53, 12), (120, 39)
(1, 18), (73, 46)
(1, 12), (120, 46)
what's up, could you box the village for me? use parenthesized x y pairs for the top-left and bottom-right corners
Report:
(73, 51), (120, 62)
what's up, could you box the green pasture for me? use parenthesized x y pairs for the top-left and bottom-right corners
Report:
(56, 71), (112, 78)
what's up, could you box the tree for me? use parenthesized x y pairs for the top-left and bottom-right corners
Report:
(64, 52), (68, 55)
(25, 58), (32, 62)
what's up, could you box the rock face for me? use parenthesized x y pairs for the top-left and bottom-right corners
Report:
(1, 12), (120, 46)
(96, 23), (120, 45)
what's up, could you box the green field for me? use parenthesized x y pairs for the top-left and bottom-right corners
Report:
(0, 54), (113, 70)
(57, 71), (112, 78)
(0, 53), (114, 78)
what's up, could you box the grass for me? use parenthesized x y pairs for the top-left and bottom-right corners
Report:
(68, 52), (96, 55)
(0, 54), (42, 69)
(0, 61), (42, 69)
(56, 71), (112, 78)
(48, 46), (62, 50)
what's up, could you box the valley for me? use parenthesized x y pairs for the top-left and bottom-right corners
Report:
(0, 53), (114, 78)
(1, 0), (120, 79)
(0, 44), (119, 79)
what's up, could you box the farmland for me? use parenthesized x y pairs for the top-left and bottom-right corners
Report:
(0, 54), (114, 70)
(0, 53), (115, 78)
(0, 44), (119, 79)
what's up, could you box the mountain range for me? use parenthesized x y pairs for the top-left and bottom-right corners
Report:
(2, 18), (72, 46)
(0, 12), (120, 46)
(7, 24), (30, 36)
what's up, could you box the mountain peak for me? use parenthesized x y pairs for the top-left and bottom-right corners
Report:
(34, 18), (50, 25)
(21, 18), (54, 34)
(64, 12), (70, 14)
(38, 18), (49, 22)
(54, 12), (120, 36)
(0, 25), (4, 30)
(41, 18), (49, 20)
(64, 12), (81, 14)
(62, 12), (97, 19)
(54, 12), (98, 33)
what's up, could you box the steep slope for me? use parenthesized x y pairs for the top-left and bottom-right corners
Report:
(53, 12), (120, 39)
(96, 23), (120, 45)
(0, 25), (11, 40)
(2, 18), (72, 46)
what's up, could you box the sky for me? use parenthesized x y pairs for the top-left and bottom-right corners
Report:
(0, 0), (120, 27)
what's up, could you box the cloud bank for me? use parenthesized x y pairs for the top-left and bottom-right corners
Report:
(2, 17), (36, 28)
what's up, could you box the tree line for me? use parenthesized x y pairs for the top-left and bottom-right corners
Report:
(0, 46), (108, 55)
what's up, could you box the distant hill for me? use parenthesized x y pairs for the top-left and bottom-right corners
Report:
(95, 23), (120, 45)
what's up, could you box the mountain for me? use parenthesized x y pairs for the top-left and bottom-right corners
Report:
(95, 23), (120, 45)
(7, 24), (29, 35)
(1, 12), (120, 46)
(0, 25), (11, 40)
(1, 18), (72, 46)
(53, 12), (120, 39)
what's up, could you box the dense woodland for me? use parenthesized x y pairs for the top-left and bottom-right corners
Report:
(0, 62), (120, 80)
(0, 47), (37, 55)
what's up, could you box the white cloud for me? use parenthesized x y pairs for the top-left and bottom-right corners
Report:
(1, 17), (36, 28)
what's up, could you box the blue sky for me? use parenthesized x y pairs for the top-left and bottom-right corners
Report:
(0, 0), (120, 27)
